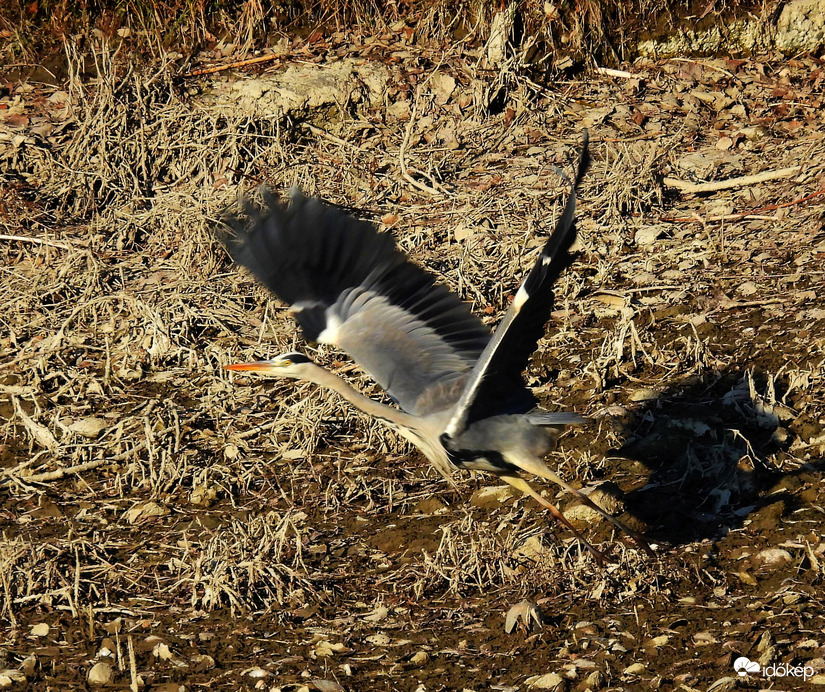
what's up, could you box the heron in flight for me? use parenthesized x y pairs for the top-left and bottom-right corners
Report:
(219, 133), (651, 562)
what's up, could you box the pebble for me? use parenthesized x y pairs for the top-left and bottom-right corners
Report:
(409, 651), (429, 665)
(526, 672), (565, 689)
(87, 661), (114, 685)
(30, 623), (49, 637)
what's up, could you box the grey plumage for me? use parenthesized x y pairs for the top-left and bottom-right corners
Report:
(220, 132), (653, 562)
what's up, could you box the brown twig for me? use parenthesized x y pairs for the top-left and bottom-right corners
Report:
(184, 54), (281, 77)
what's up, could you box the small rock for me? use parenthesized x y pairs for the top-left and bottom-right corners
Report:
(583, 670), (606, 689)
(755, 548), (793, 568)
(470, 485), (518, 509)
(30, 623), (49, 637)
(526, 672), (565, 689)
(87, 661), (114, 685)
(409, 651), (429, 665)
(244, 667), (268, 679)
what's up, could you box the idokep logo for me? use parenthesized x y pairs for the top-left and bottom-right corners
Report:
(734, 657), (759, 676)
(734, 656), (815, 681)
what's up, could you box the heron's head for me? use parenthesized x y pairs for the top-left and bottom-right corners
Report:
(225, 352), (313, 378)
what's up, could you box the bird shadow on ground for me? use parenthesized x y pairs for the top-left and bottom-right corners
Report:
(600, 366), (820, 548)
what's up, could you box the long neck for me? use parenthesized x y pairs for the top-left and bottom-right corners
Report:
(300, 362), (454, 480)
(301, 362), (420, 429)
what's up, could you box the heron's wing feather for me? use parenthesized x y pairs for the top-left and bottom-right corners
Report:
(323, 287), (474, 412)
(445, 133), (590, 436)
(218, 190), (490, 411)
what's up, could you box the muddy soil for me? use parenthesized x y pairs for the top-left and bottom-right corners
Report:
(1, 37), (824, 691)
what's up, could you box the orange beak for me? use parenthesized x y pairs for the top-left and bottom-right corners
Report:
(224, 361), (275, 373)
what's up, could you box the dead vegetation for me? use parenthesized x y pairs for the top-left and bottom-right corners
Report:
(1, 34), (825, 690)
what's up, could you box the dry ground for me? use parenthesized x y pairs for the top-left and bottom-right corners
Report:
(1, 36), (825, 691)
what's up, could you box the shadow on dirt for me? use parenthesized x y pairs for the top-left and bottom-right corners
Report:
(609, 367), (817, 547)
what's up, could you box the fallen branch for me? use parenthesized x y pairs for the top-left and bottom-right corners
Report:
(184, 54), (281, 77)
(5, 440), (148, 485)
(664, 166), (800, 194)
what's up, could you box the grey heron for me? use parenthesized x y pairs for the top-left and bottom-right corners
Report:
(219, 132), (651, 562)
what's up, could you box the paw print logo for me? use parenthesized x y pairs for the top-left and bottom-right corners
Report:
(734, 657), (760, 677)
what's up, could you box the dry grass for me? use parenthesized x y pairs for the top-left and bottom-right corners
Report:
(1, 37), (824, 689)
(0, 0), (760, 69)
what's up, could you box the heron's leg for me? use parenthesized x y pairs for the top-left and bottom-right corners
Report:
(500, 475), (609, 566)
(532, 468), (655, 557)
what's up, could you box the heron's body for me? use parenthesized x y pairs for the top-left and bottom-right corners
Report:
(219, 132), (652, 561)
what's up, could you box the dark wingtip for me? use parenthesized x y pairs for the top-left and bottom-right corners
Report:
(574, 130), (591, 189)
(215, 185), (295, 257)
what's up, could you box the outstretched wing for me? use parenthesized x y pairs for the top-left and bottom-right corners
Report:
(217, 189), (491, 414)
(445, 132), (591, 437)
